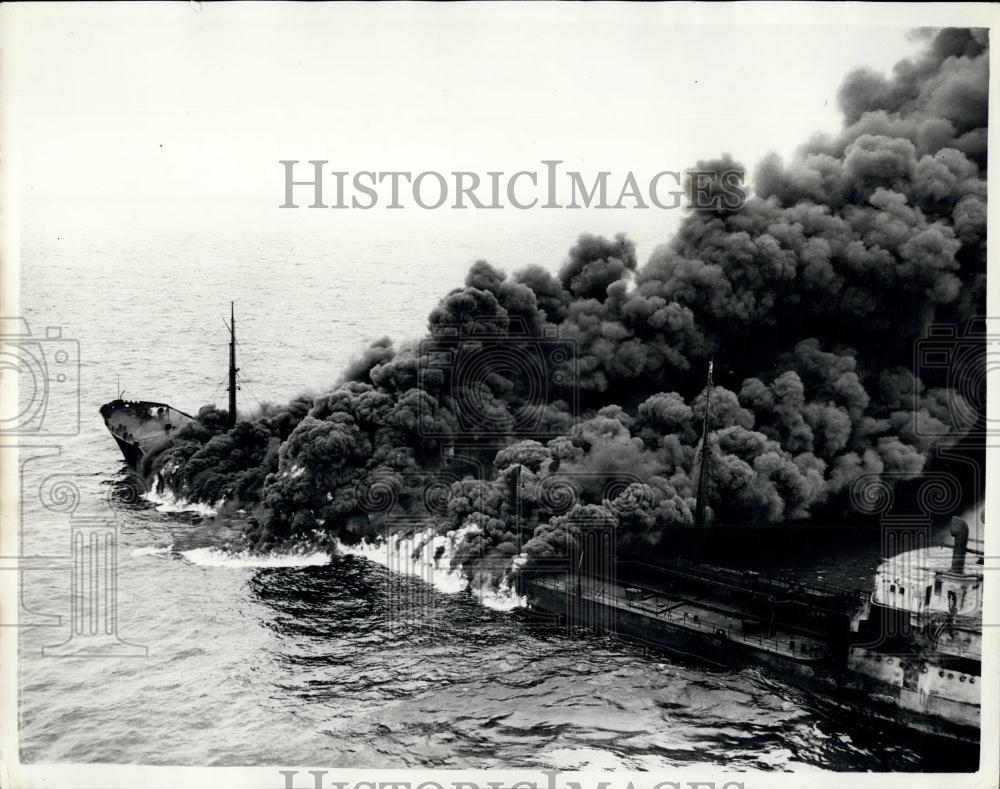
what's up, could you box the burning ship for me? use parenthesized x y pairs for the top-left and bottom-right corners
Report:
(100, 317), (982, 745)
(520, 525), (981, 743)
(519, 363), (982, 745)
(100, 303), (239, 470)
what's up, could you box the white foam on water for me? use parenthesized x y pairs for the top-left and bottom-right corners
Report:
(129, 545), (174, 557)
(336, 524), (527, 611)
(479, 577), (527, 612)
(541, 746), (630, 771)
(144, 487), (220, 516)
(757, 747), (795, 768)
(179, 546), (332, 568)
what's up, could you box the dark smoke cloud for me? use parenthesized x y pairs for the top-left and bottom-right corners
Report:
(145, 29), (986, 584)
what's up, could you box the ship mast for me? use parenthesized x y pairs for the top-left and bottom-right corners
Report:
(693, 358), (714, 526)
(226, 301), (239, 429)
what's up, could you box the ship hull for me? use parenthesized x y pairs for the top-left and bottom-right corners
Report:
(811, 662), (980, 744)
(524, 577), (980, 745)
(524, 577), (825, 677)
(100, 399), (195, 470)
(112, 434), (146, 469)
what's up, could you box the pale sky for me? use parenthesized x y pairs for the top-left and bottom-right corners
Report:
(0, 3), (970, 255)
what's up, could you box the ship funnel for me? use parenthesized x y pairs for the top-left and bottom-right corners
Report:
(950, 516), (969, 574)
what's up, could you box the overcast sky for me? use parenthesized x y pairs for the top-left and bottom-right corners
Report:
(1, 3), (984, 253)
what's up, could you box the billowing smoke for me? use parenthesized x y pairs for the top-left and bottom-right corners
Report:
(144, 28), (986, 586)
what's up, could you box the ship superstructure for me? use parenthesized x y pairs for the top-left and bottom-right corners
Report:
(846, 516), (982, 737)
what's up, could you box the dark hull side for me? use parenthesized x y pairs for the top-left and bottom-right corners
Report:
(112, 434), (146, 470)
(525, 580), (980, 746)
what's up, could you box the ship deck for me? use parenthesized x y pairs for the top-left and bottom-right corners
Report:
(528, 574), (830, 661)
(100, 399), (195, 467)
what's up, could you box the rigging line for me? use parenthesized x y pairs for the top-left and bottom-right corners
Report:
(239, 380), (271, 419)
(237, 382), (258, 406)
(244, 386), (271, 418)
(242, 386), (268, 418)
(239, 387), (256, 419)
(222, 313), (265, 367)
(221, 320), (255, 360)
(222, 313), (264, 413)
(228, 331), (266, 371)
(237, 372), (271, 417)
(207, 375), (226, 407)
(232, 336), (265, 369)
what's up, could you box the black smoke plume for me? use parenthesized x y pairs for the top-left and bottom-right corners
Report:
(144, 29), (986, 584)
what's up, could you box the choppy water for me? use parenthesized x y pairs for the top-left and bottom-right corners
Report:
(16, 227), (976, 771)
